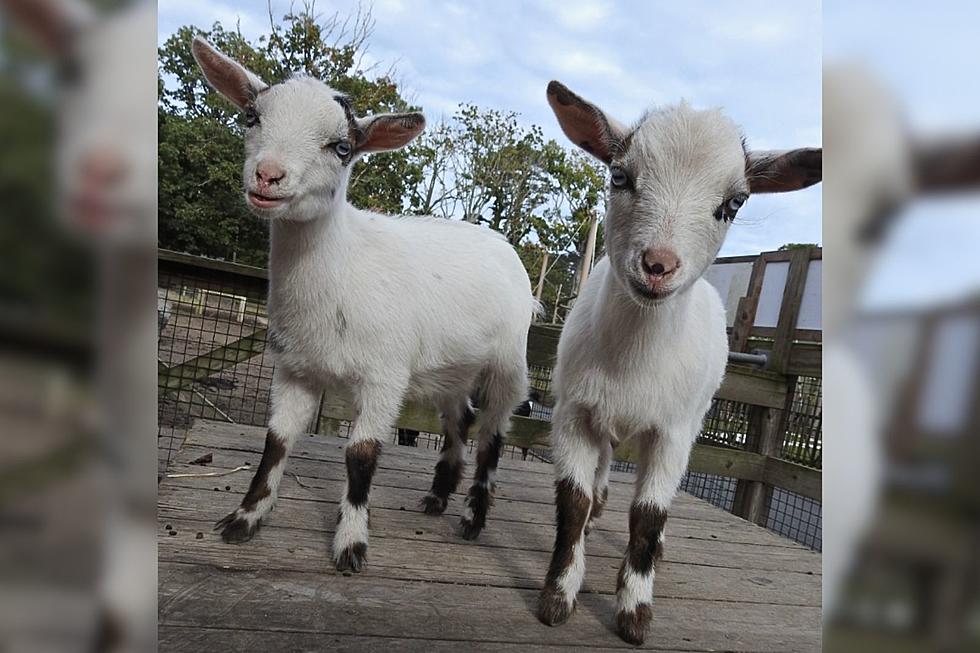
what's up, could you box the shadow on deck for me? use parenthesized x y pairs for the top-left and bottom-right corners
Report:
(158, 421), (821, 651)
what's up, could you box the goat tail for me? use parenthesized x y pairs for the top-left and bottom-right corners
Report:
(531, 296), (546, 320)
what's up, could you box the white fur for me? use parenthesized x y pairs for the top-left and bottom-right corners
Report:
(616, 566), (655, 614)
(544, 92), (748, 626)
(557, 539), (587, 604)
(333, 497), (370, 555)
(194, 39), (535, 559)
(542, 83), (819, 641)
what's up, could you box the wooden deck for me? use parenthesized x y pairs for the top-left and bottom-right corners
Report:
(158, 421), (821, 652)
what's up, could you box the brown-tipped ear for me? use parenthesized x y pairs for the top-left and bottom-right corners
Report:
(912, 133), (980, 194)
(0, 0), (93, 56)
(354, 112), (426, 154)
(191, 36), (267, 110)
(746, 148), (822, 193)
(546, 80), (626, 164)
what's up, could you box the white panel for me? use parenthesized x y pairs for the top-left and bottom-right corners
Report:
(754, 261), (789, 328)
(796, 259), (822, 331)
(917, 315), (980, 436)
(704, 261), (754, 327)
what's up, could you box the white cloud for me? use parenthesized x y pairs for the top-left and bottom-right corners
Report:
(160, 0), (822, 255)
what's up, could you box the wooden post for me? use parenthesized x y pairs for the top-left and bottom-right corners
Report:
(769, 247), (811, 374)
(732, 376), (796, 525)
(552, 283), (563, 323)
(729, 256), (767, 353)
(534, 250), (549, 303)
(577, 213), (599, 294)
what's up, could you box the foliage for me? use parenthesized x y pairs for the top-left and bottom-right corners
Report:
(158, 2), (608, 319)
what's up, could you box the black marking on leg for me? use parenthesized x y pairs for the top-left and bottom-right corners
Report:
(335, 541), (368, 573)
(615, 604), (652, 645)
(422, 458), (462, 516)
(345, 440), (381, 507)
(611, 502), (667, 645)
(626, 502), (668, 572)
(459, 431), (504, 539)
(423, 403), (475, 515)
(543, 478), (591, 587)
(215, 510), (260, 543)
(240, 429), (288, 512)
(474, 431), (503, 486)
(536, 478), (591, 624)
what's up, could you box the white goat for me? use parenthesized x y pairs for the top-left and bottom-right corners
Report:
(535, 81), (822, 645)
(192, 38), (536, 572)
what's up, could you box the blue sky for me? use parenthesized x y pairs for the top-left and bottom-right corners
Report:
(159, 0), (823, 256)
(824, 1), (980, 310)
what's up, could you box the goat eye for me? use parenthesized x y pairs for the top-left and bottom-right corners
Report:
(244, 107), (260, 128)
(727, 194), (747, 213)
(610, 167), (629, 189)
(333, 140), (352, 157)
(716, 193), (748, 222)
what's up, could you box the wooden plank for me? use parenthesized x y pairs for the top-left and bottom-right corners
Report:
(729, 255), (767, 353)
(173, 422), (818, 535)
(159, 249), (268, 280)
(159, 562), (820, 652)
(764, 456), (822, 502)
(158, 329), (268, 391)
(747, 339), (822, 378)
(716, 367), (788, 409)
(159, 626), (643, 653)
(526, 323), (561, 368)
(157, 517), (818, 607)
(168, 425), (756, 524)
(769, 248), (811, 374)
(157, 421), (820, 651)
(159, 476), (819, 572)
(186, 416), (821, 503)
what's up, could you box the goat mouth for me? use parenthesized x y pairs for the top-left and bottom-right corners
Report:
(247, 190), (291, 209)
(629, 279), (675, 303)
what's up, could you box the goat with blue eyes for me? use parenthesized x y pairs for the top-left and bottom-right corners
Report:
(536, 81), (821, 645)
(192, 37), (538, 573)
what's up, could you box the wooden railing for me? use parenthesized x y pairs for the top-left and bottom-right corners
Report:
(158, 249), (822, 513)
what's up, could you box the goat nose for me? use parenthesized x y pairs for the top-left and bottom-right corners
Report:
(78, 148), (125, 187)
(642, 248), (680, 277)
(255, 161), (286, 185)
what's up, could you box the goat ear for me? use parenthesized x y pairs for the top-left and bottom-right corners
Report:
(912, 134), (980, 194)
(191, 36), (267, 110)
(546, 80), (626, 164)
(0, 0), (94, 56)
(355, 112), (426, 154)
(746, 148), (822, 193)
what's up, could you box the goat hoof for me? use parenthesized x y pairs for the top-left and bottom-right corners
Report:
(334, 542), (367, 573)
(536, 587), (575, 626)
(615, 605), (652, 646)
(215, 510), (259, 544)
(458, 517), (484, 540)
(420, 494), (448, 516)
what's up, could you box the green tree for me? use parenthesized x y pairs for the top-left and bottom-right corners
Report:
(158, 3), (419, 263)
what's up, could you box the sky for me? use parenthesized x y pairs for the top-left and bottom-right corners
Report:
(824, 1), (980, 310)
(159, 0), (823, 257)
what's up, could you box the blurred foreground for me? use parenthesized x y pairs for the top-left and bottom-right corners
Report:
(824, 60), (980, 651)
(0, 0), (156, 651)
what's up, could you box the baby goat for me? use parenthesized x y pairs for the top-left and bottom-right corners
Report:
(536, 81), (822, 645)
(192, 38), (536, 572)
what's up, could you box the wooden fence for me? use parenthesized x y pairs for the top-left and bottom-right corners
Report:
(158, 247), (822, 527)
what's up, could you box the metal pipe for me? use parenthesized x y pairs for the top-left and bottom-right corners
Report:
(728, 351), (769, 367)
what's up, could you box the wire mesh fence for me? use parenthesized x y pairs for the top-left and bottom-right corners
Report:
(157, 252), (822, 550)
